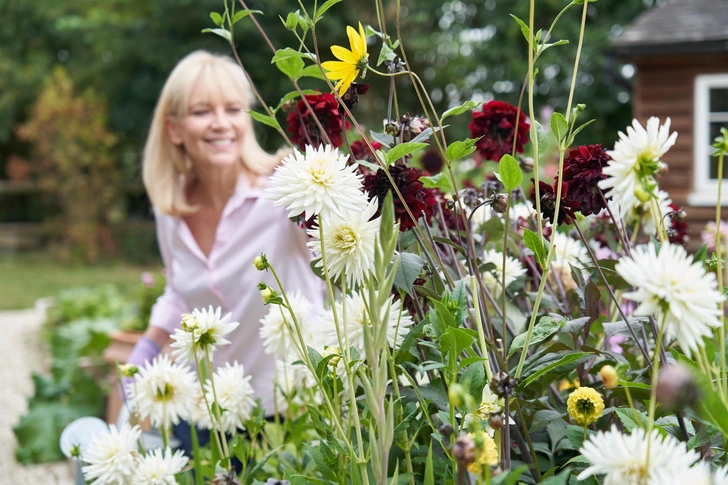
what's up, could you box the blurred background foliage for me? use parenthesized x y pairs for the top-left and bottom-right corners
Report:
(0, 0), (650, 268)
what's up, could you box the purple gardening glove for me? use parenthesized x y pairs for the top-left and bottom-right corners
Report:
(119, 336), (161, 399)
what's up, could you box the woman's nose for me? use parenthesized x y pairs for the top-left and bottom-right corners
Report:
(211, 108), (232, 128)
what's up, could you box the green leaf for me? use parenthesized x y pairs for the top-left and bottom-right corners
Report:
(421, 172), (454, 194)
(523, 229), (547, 267)
(550, 112), (568, 144)
(441, 327), (474, 360)
(508, 314), (563, 357)
(498, 154), (523, 192)
(247, 110), (280, 130)
(442, 100), (479, 122)
(538, 39), (569, 55)
(510, 14), (534, 50)
(520, 351), (589, 390)
(232, 9), (262, 25)
(377, 42), (397, 66)
(424, 442), (434, 485)
(565, 424), (591, 450)
(460, 362), (485, 401)
(534, 119), (549, 158)
(273, 52), (305, 80)
(370, 130), (395, 147)
(393, 253), (425, 296)
(613, 407), (648, 432)
(446, 138), (479, 162)
(283, 12), (298, 31)
(300, 64), (326, 80)
(385, 142), (429, 164)
(314, 0), (343, 20)
(568, 119), (595, 146)
(201, 28), (232, 43)
(210, 12), (223, 27)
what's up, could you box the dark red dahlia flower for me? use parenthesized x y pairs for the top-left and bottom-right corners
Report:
(468, 100), (530, 163)
(351, 140), (382, 164)
(529, 179), (579, 226)
(420, 148), (444, 174)
(286, 93), (351, 150)
(668, 203), (689, 245)
(364, 161), (437, 231)
(561, 144), (611, 216)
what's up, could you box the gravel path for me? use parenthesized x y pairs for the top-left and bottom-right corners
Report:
(0, 307), (74, 484)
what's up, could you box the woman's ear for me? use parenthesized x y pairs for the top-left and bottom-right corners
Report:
(165, 115), (184, 145)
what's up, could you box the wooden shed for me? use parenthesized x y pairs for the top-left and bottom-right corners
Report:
(612, 0), (728, 248)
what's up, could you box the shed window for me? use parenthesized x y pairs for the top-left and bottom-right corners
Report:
(690, 74), (728, 205)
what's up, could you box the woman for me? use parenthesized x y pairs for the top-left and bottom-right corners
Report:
(128, 50), (322, 448)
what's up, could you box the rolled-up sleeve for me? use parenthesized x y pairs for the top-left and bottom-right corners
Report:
(149, 212), (188, 334)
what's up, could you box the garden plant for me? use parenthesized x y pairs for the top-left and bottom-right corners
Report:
(75, 0), (728, 483)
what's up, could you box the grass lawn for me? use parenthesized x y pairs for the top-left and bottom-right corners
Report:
(0, 252), (161, 310)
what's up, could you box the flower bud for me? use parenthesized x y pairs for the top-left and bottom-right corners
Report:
(118, 363), (139, 378)
(253, 254), (269, 271)
(322, 346), (341, 368)
(519, 157), (534, 173)
(69, 443), (82, 459)
(181, 313), (198, 332)
(261, 287), (275, 304)
(490, 372), (517, 398)
(656, 363), (700, 410)
(449, 383), (466, 408)
(453, 433), (476, 467)
(488, 414), (503, 430)
(599, 365), (619, 389)
(491, 193), (509, 214)
(657, 161), (669, 176)
(634, 183), (652, 203)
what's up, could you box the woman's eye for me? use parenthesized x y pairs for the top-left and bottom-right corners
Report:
(192, 110), (209, 116)
(227, 107), (242, 113)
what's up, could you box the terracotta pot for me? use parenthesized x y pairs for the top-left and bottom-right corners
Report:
(103, 330), (143, 425)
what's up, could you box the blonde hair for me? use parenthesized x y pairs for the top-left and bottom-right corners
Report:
(143, 50), (286, 216)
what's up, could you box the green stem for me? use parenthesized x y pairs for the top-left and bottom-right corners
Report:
(516, 0), (589, 379)
(645, 314), (668, 471)
(715, 150), (726, 399)
(501, 197), (511, 360)
(205, 348), (230, 460)
(192, 343), (224, 456)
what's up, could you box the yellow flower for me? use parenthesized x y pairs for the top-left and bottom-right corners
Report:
(467, 431), (498, 474)
(567, 387), (605, 426)
(321, 23), (369, 96)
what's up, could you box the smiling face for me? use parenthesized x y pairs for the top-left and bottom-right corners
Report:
(165, 64), (250, 171)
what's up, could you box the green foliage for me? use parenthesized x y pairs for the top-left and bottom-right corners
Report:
(17, 67), (122, 262)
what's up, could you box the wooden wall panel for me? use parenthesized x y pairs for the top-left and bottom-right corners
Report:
(630, 53), (728, 250)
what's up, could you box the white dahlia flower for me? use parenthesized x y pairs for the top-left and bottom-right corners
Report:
(599, 117), (677, 217)
(259, 291), (319, 359)
(205, 361), (255, 434)
(81, 423), (141, 485)
(308, 198), (380, 288)
(481, 248), (526, 294)
(552, 231), (588, 269)
(715, 464), (728, 485)
(626, 189), (672, 237)
(132, 447), (188, 485)
(170, 306), (239, 364)
(578, 427), (700, 484)
(321, 291), (413, 355)
(266, 144), (364, 219)
(186, 387), (213, 430)
(128, 354), (197, 429)
(616, 243), (723, 356)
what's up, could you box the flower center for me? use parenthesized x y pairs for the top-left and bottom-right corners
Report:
(334, 227), (359, 253)
(576, 398), (595, 416)
(356, 55), (369, 72)
(310, 163), (333, 186)
(155, 383), (174, 401)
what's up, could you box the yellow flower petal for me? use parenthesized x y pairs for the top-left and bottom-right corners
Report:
(336, 69), (359, 96)
(330, 45), (358, 64)
(346, 25), (364, 59)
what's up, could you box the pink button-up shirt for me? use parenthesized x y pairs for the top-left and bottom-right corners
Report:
(149, 173), (323, 412)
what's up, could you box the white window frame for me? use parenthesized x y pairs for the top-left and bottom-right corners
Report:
(688, 73), (728, 206)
